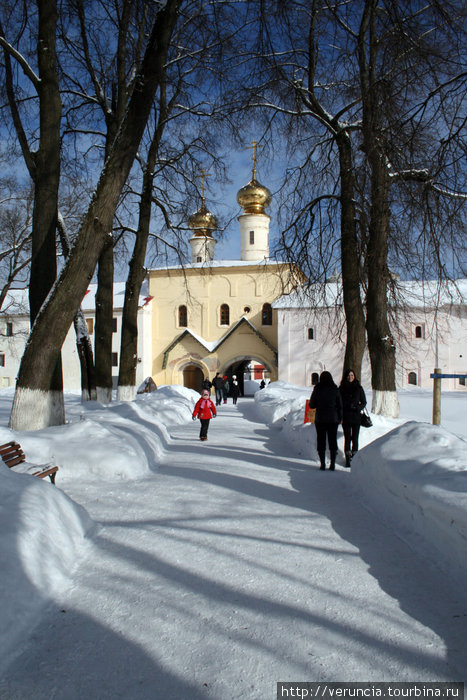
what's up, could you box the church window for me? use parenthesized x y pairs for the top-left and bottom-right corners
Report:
(262, 303), (272, 325)
(308, 328), (314, 340)
(112, 317), (117, 333)
(311, 372), (319, 386)
(179, 305), (187, 327)
(220, 304), (230, 326)
(86, 318), (94, 335)
(6, 322), (13, 337)
(244, 306), (251, 313)
(408, 371), (417, 385)
(112, 352), (118, 367)
(249, 230), (254, 245)
(414, 324), (424, 339)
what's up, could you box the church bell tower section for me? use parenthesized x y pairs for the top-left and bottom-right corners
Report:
(237, 141), (272, 262)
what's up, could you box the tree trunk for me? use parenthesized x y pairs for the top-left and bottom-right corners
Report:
(365, 162), (399, 416)
(95, 240), (114, 402)
(57, 212), (97, 401)
(358, 0), (399, 417)
(117, 93), (167, 400)
(336, 130), (366, 380)
(27, 0), (64, 426)
(74, 309), (97, 401)
(9, 0), (180, 430)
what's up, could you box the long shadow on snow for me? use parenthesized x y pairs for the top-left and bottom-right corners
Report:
(239, 399), (467, 679)
(161, 398), (467, 679)
(0, 605), (208, 700)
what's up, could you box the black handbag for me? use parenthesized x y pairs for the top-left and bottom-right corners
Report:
(360, 408), (373, 428)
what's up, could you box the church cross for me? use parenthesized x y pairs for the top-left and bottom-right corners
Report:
(197, 169), (210, 204)
(246, 140), (263, 180)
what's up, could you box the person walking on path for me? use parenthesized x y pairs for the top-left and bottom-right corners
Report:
(212, 373), (225, 406)
(202, 376), (212, 394)
(192, 389), (217, 441)
(222, 376), (229, 404)
(231, 375), (240, 405)
(339, 368), (367, 468)
(309, 370), (343, 470)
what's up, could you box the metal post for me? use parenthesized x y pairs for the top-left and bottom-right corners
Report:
(432, 367), (441, 425)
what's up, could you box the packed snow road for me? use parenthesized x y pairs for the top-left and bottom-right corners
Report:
(0, 399), (465, 699)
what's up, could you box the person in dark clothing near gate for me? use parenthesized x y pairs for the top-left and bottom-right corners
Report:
(202, 376), (212, 394)
(309, 370), (343, 470)
(339, 368), (367, 468)
(212, 372), (225, 406)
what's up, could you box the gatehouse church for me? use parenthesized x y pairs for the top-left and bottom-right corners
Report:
(148, 153), (304, 394)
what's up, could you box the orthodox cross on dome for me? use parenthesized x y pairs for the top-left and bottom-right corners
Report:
(246, 140), (263, 180)
(196, 168), (211, 205)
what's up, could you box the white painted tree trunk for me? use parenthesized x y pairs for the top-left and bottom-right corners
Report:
(371, 390), (400, 418)
(9, 388), (65, 430)
(96, 387), (113, 403)
(117, 385), (136, 402)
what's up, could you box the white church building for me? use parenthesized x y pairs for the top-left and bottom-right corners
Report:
(273, 279), (467, 391)
(0, 284), (154, 392)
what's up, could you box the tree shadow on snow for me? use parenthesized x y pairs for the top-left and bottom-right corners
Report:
(161, 398), (467, 680)
(0, 605), (209, 700)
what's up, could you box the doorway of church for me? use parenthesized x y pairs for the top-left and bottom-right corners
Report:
(224, 359), (268, 397)
(183, 365), (204, 393)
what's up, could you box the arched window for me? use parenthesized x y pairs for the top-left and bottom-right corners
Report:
(178, 305), (187, 327)
(415, 325), (424, 339)
(220, 304), (230, 326)
(408, 371), (417, 386)
(311, 372), (319, 386)
(262, 303), (272, 326)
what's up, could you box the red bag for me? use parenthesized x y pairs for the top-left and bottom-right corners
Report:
(304, 400), (316, 424)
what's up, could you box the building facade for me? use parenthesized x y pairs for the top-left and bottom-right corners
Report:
(149, 164), (303, 394)
(273, 280), (467, 391)
(0, 284), (153, 393)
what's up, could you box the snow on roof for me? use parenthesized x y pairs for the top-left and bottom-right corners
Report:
(273, 279), (467, 310)
(149, 259), (288, 272)
(1, 281), (151, 315)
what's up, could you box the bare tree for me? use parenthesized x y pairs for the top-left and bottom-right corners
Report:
(9, 0), (181, 430)
(1, 0), (64, 421)
(0, 179), (32, 310)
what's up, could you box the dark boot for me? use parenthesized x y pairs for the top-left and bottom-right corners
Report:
(318, 451), (326, 470)
(329, 450), (336, 470)
(345, 451), (352, 468)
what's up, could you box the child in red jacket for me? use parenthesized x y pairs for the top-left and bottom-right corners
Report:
(192, 389), (217, 441)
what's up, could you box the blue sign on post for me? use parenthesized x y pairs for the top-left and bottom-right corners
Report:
(430, 373), (467, 379)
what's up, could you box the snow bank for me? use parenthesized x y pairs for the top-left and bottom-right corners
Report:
(352, 422), (467, 580)
(0, 384), (199, 673)
(0, 385), (198, 482)
(255, 382), (467, 581)
(0, 467), (93, 673)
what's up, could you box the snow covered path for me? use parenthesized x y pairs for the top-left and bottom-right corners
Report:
(1, 400), (465, 699)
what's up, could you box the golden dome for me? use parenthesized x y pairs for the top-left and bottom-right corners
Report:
(188, 202), (218, 237)
(237, 177), (272, 215)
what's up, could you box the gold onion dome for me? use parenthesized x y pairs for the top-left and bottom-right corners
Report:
(237, 177), (272, 215)
(188, 201), (218, 237)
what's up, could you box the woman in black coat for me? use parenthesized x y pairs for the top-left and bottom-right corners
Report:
(339, 368), (367, 468)
(309, 370), (343, 470)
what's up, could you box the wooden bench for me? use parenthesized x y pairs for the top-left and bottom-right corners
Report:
(0, 441), (58, 484)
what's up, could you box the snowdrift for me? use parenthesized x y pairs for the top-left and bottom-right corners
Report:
(255, 382), (467, 582)
(352, 422), (467, 581)
(0, 385), (198, 482)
